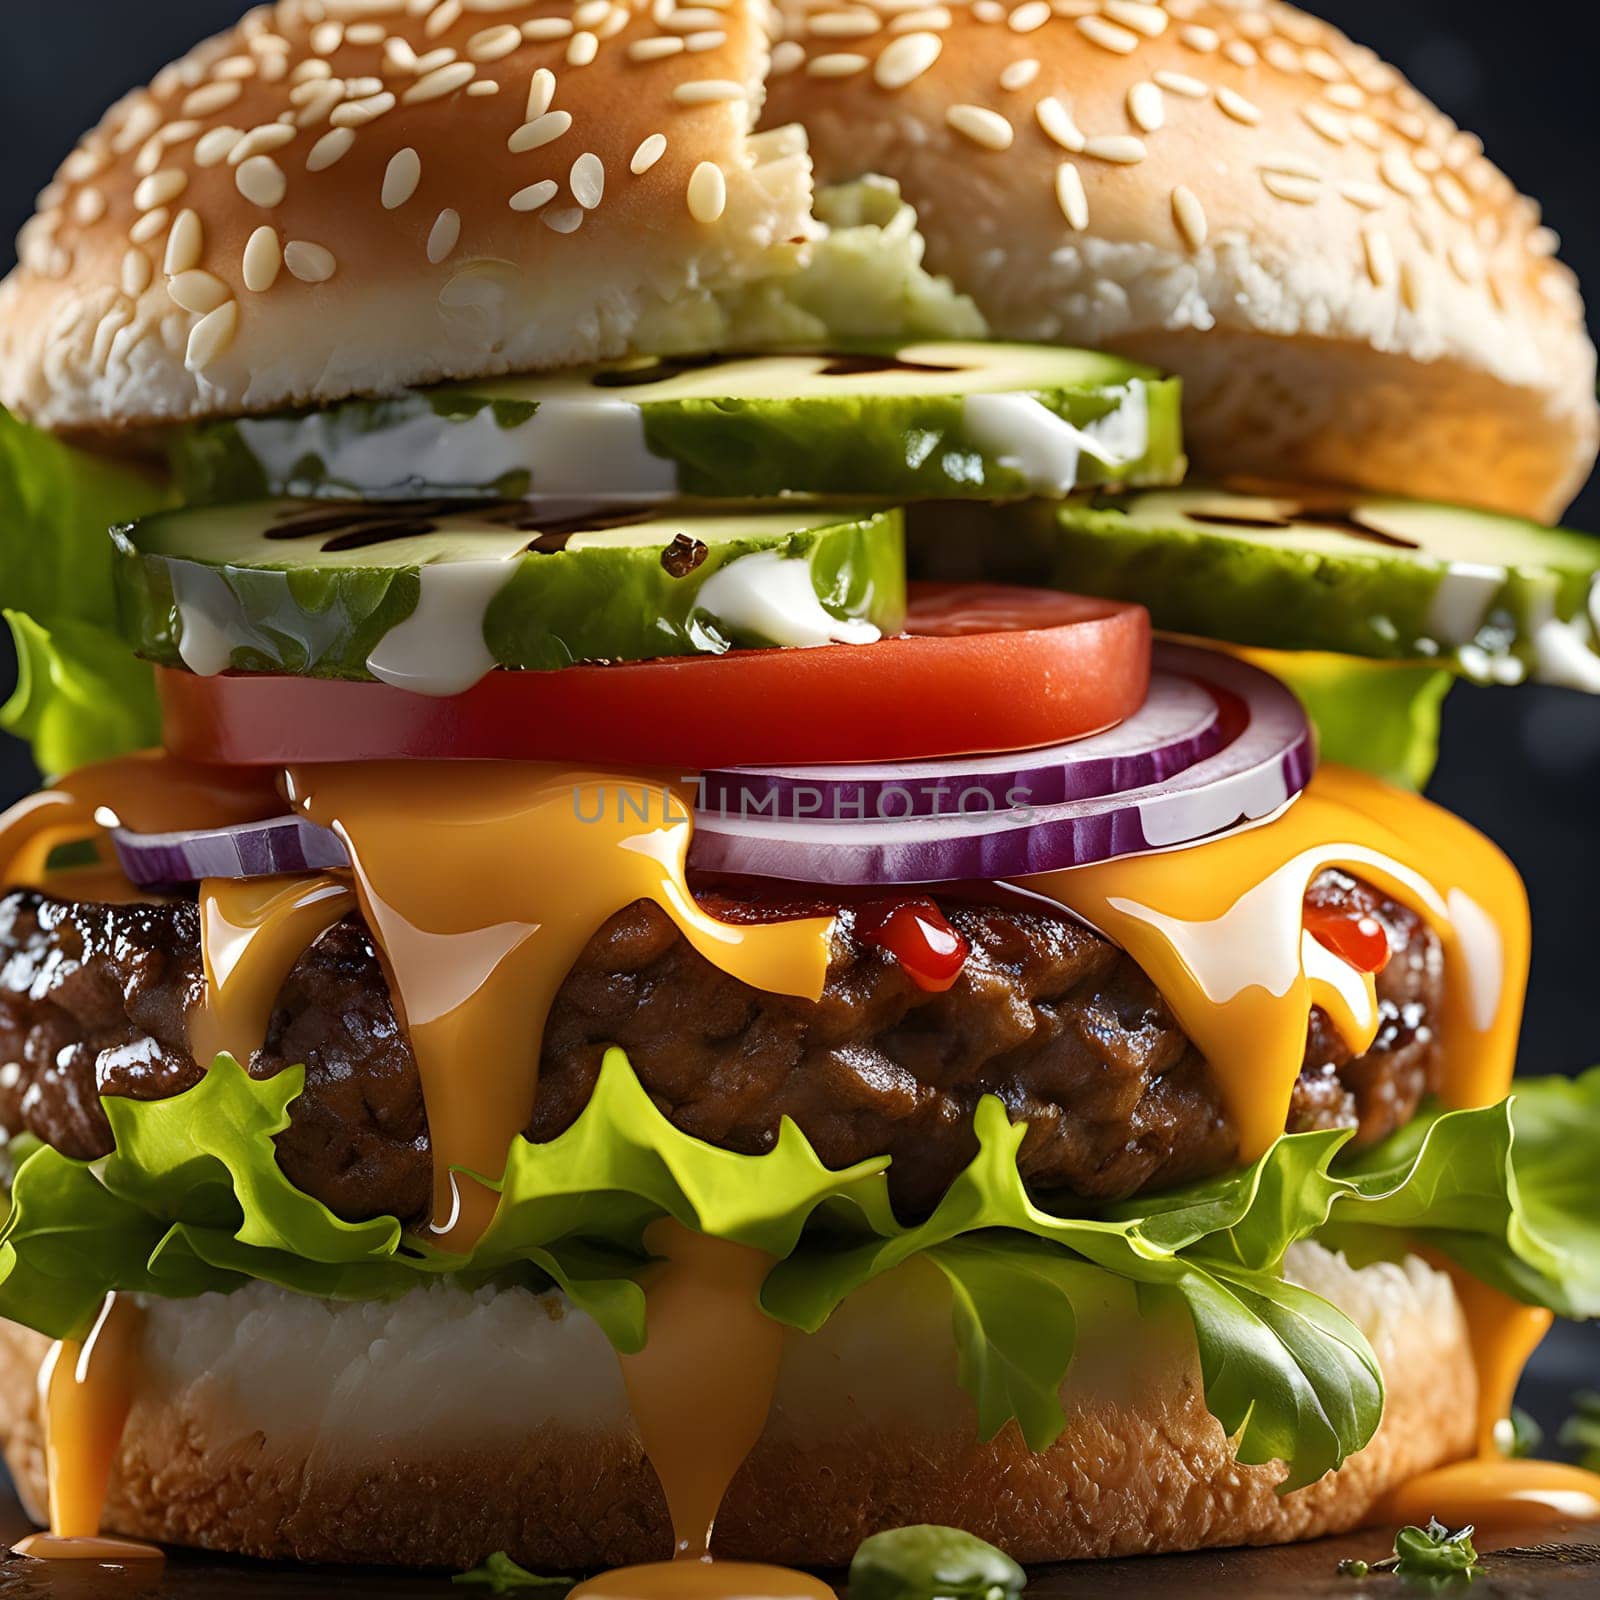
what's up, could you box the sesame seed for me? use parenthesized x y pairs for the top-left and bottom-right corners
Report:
(346, 22), (386, 45)
(243, 225), (282, 291)
(574, 0), (611, 26)
(890, 6), (951, 30)
(771, 40), (806, 74)
(1215, 86), (1262, 125)
(1399, 256), (1427, 312)
(1035, 95), (1085, 153)
(973, 1), (1002, 21)
(1171, 183), (1206, 249)
(214, 53), (259, 80)
(509, 110), (572, 151)
(1302, 47), (1344, 83)
(806, 53), (870, 76)
(673, 78), (746, 103)
(567, 30), (599, 65)
(237, 155), (288, 208)
(1103, 0), (1166, 36)
(73, 188), (107, 225)
(467, 80), (499, 95)
(121, 249), (153, 295)
(1260, 39), (1297, 71)
(1435, 173), (1471, 221)
(92, 307), (133, 371)
(385, 36), (419, 72)
(1301, 104), (1349, 145)
(660, 7), (724, 29)
(1530, 225), (1560, 257)
(1236, 12), (1270, 40)
(1127, 81), (1164, 131)
(1449, 238), (1483, 283)
(1154, 70), (1206, 97)
(60, 148), (107, 183)
(1261, 152), (1323, 180)
(946, 104), (1014, 150)
(1178, 23), (1217, 52)
(405, 62), (476, 101)
(344, 76), (386, 98)
(510, 179), (559, 211)
(1223, 40), (1257, 67)
(1053, 162), (1087, 229)
(426, 208), (462, 263)
(570, 151), (605, 209)
(183, 81), (244, 116)
(412, 48), (459, 74)
(686, 160), (726, 222)
(629, 35), (685, 59)
(1362, 222), (1396, 288)
(525, 68), (556, 118)
(1261, 171), (1320, 203)
(631, 132), (667, 173)
(129, 209), (169, 245)
(292, 59), (333, 84)
(229, 123), (298, 164)
(999, 57), (1039, 91)
(1077, 15), (1138, 52)
(295, 82), (347, 128)
(383, 147), (423, 209)
(1324, 83), (1364, 110)
(1008, 0), (1050, 31)
(1083, 134), (1146, 164)
(332, 91), (398, 125)
(425, 0), (463, 37)
(521, 17), (573, 39)
(1380, 148), (1428, 198)
(134, 169), (188, 212)
(168, 269), (230, 315)
(308, 127), (357, 170)
(544, 205), (584, 233)
(811, 9), (882, 35)
(284, 240), (337, 282)
(468, 23), (521, 60)
(684, 30), (726, 50)
(874, 30), (942, 88)
(1349, 115), (1382, 149)
(185, 301), (240, 372)
(311, 20), (344, 53)
(164, 209), (204, 275)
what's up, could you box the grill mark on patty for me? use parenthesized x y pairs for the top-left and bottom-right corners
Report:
(0, 871), (1442, 1224)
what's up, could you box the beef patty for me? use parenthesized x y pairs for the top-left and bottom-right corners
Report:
(0, 871), (1442, 1223)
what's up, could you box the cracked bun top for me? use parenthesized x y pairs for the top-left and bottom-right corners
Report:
(763, 0), (1598, 518)
(0, 0), (812, 433)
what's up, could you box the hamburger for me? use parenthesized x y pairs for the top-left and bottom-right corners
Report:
(0, 0), (1596, 1582)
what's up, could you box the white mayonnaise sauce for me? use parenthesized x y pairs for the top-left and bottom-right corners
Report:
(692, 551), (881, 649)
(236, 398), (679, 500)
(1423, 561), (1502, 648)
(1532, 612), (1600, 692)
(169, 562), (245, 677)
(960, 385), (1149, 494)
(366, 558), (518, 696)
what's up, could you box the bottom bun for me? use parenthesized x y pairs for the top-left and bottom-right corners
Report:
(0, 1242), (1475, 1569)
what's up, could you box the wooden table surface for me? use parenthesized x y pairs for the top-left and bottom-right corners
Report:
(0, 1485), (1596, 1599)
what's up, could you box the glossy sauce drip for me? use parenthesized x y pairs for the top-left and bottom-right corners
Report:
(0, 752), (278, 890)
(191, 874), (356, 1067)
(855, 896), (968, 992)
(1374, 1269), (1600, 1531)
(11, 1295), (162, 1563)
(283, 764), (832, 1249)
(1018, 764), (1530, 1158)
(568, 1220), (832, 1600)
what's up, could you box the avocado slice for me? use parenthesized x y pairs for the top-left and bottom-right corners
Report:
(1019, 483), (1600, 690)
(171, 343), (1184, 507)
(113, 500), (905, 692)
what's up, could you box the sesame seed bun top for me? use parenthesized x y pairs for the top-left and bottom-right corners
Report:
(0, 0), (812, 433)
(764, 0), (1598, 520)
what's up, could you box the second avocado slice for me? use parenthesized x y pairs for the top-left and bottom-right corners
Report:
(114, 500), (905, 694)
(171, 343), (1183, 507)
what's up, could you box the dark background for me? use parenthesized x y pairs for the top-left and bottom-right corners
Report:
(0, 1), (1596, 1434)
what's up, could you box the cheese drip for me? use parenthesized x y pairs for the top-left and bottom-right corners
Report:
(0, 752), (279, 892)
(10, 1295), (161, 1562)
(1375, 1268), (1600, 1530)
(1018, 764), (1530, 1157)
(282, 763), (832, 1250)
(569, 1220), (833, 1600)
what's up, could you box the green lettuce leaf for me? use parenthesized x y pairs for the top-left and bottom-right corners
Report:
(1, 1048), (1595, 1494)
(0, 408), (171, 774)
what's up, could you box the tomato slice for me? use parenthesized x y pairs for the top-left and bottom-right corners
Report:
(156, 584), (1150, 768)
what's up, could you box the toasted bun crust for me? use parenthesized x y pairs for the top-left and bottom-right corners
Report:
(0, 1244), (1475, 1567)
(763, 0), (1598, 519)
(0, 0), (812, 432)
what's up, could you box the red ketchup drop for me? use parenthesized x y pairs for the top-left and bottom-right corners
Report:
(1303, 901), (1391, 974)
(855, 897), (970, 992)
